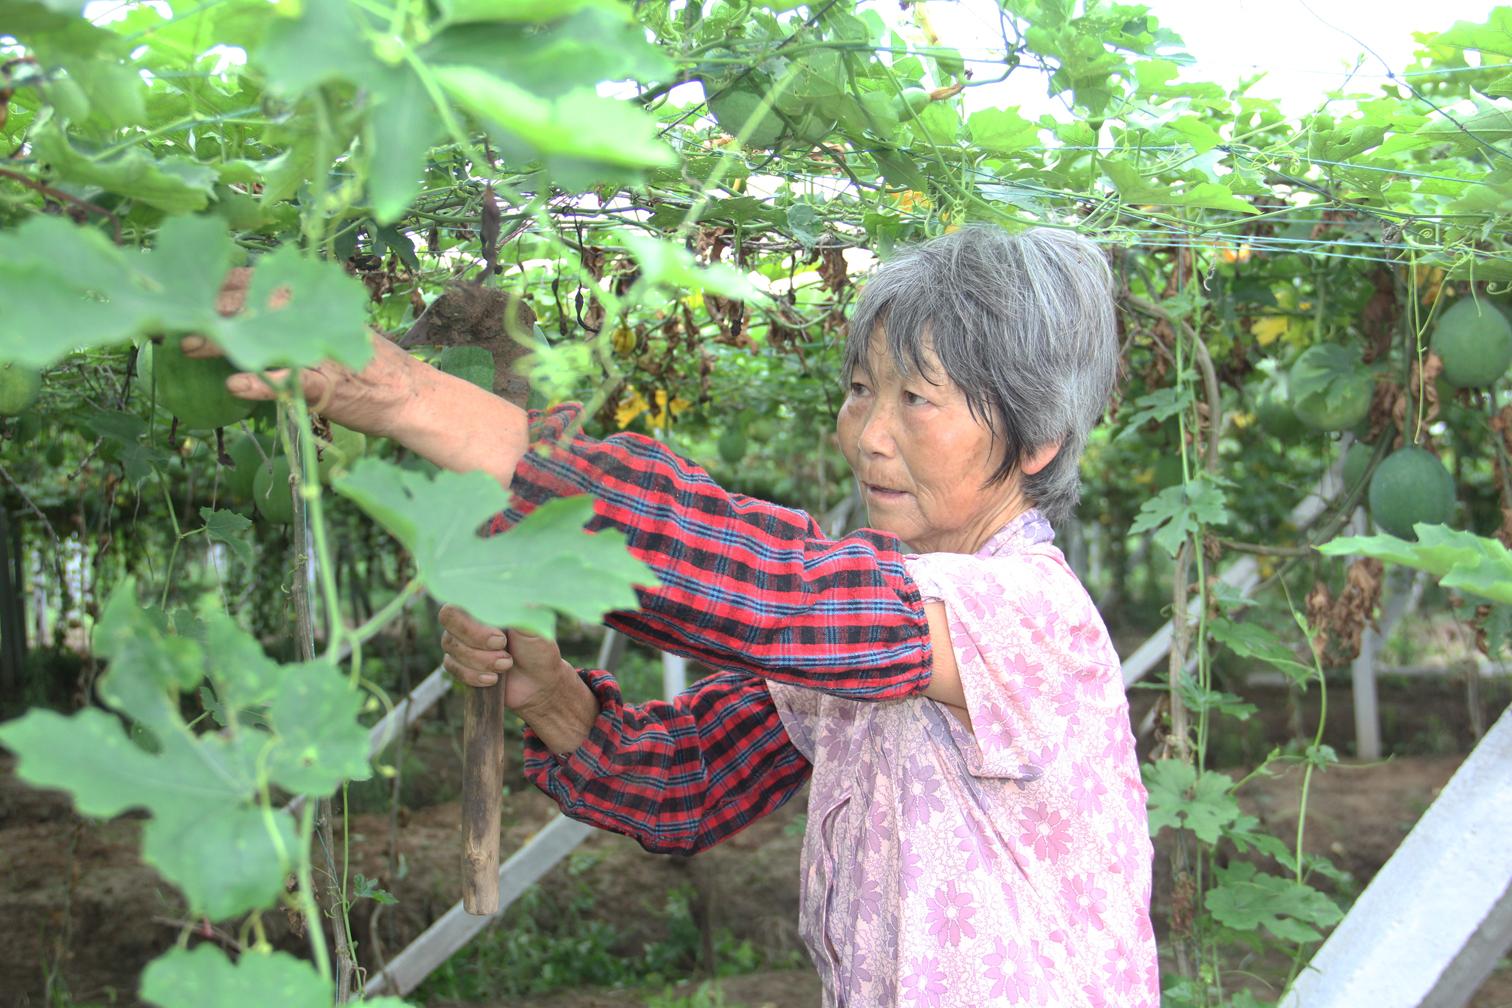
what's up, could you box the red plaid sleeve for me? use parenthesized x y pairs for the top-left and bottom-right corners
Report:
(520, 667), (810, 854)
(490, 403), (935, 699)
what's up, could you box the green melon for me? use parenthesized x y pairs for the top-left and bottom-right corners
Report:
(894, 86), (931, 118)
(717, 426), (747, 465)
(0, 363), (42, 416)
(147, 339), (255, 431)
(1289, 345), (1374, 432)
(1431, 297), (1512, 388)
(252, 455), (294, 525)
(1254, 379), (1305, 440)
(1367, 446), (1455, 539)
(223, 432), (273, 500)
(707, 88), (785, 147)
(317, 424), (367, 484)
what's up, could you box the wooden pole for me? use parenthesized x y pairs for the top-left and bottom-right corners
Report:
(461, 680), (506, 914)
(457, 289), (536, 916)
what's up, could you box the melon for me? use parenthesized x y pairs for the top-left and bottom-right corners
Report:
(707, 88), (785, 147)
(1254, 379), (1305, 440)
(1367, 446), (1455, 539)
(1431, 298), (1512, 388)
(146, 339), (254, 431)
(0, 363), (42, 416)
(252, 455), (294, 525)
(1289, 345), (1374, 432)
(223, 432), (273, 501)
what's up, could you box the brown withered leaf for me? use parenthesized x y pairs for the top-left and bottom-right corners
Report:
(817, 245), (849, 294)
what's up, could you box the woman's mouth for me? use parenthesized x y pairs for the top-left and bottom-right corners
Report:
(864, 483), (908, 501)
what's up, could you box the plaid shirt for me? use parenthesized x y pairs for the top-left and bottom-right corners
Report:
(488, 404), (934, 854)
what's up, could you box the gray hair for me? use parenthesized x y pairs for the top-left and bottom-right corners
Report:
(843, 226), (1118, 525)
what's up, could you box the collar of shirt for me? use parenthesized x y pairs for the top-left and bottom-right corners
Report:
(978, 507), (1053, 557)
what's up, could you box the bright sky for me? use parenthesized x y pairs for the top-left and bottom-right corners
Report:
(923, 0), (1501, 116)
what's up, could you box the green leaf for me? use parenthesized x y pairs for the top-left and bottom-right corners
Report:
(0, 216), (374, 373)
(215, 242), (373, 372)
(1208, 617), (1314, 685)
(1128, 476), (1229, 556)
(365, 68), (436, 223)
(1142, 759), (1240, 843)
(333, 460), (658, 635)
(1115, 385), (1192, 442)
(967, 106), (1040, 154)
(1318, 525), (1512, 606)
(141, 947), (332, 1008)
(30, 125), (214, 213)
(1205, 862), (1342, 943)
(435, 0), (621, 25)
(618, 232), (772, 304)
(267, 668), (373, 794)
(436, 68), (675, 170)
(0, 579), (375, 916)
(200, 506), (254, 568)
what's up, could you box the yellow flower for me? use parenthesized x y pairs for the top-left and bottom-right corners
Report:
(1251, 316), (1290, 346)
(615, 388), (650, 429)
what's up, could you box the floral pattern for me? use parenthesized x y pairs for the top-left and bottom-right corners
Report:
(768, 510), (1158, 1007)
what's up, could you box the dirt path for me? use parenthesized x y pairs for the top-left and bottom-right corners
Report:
(6, 747), (1511, 1007)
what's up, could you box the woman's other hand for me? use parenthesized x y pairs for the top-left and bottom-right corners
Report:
(438, 604), (573, 714)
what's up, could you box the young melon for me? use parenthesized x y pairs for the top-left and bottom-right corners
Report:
(707, 88), (785, 147)
(0, 363), (42, 416)
(1431, 298), (1512, 388)
(223, 432), (273, 501)
(1367, 446), (1455, 539)
(148, 339), (255, 432)
(1288, 345), (1373, 432)
(252, 455), (294, 525)
(1254, 378), (1305, 440)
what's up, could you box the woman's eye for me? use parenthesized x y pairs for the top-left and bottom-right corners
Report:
(848, 382), (869, 396)
(903, 391), (929, 406)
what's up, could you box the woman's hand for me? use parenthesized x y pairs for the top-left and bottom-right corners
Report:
(183, 268), (530, 487)
(180, 268), (426, 441)
(438, 604), (573, 714)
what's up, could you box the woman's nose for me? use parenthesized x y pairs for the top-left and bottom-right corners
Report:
(856, 401), (896, 457)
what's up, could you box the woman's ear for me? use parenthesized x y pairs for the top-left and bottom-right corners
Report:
(1021, 441), (1061, 476)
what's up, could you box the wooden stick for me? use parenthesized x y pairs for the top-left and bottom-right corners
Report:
(456, 293), (537, 915)
(461, 678), (506, 915)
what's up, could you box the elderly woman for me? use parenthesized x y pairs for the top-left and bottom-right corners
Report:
(205, 226), (1157, 1005)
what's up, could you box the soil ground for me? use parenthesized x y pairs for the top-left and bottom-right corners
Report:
(3, 682), (1511, 1008)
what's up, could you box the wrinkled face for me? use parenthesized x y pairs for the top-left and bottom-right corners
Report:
(836, 334), (1025, 555)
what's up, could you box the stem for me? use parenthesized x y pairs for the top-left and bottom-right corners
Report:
(349, 578), (423, 652)
(295, 799), (333, 982)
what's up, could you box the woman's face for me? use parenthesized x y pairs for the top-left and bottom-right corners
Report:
(836, 335), (1029, 554)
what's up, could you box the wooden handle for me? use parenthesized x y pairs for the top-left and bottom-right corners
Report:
(461, 678), (506, 915)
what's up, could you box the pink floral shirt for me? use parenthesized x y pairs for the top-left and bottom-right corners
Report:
(767, 511), (1158, 1006)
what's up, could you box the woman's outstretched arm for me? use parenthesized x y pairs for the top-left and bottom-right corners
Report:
(491, 403), (937, 702)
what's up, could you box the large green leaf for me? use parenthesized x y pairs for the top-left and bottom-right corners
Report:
(1318, 525), (1512, 605)
(30, 126), (215, 212)
(436, 67), (676, 170)
(0, 215), (372, 372)
(1143, 759), (1240, 844)
(0, 580), (372, 919)
(333, 460), (657, 636)
(141, 946), (416, 1008)
(1206, 862), (1342, 942)
(1129, 476), (1230, 556)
